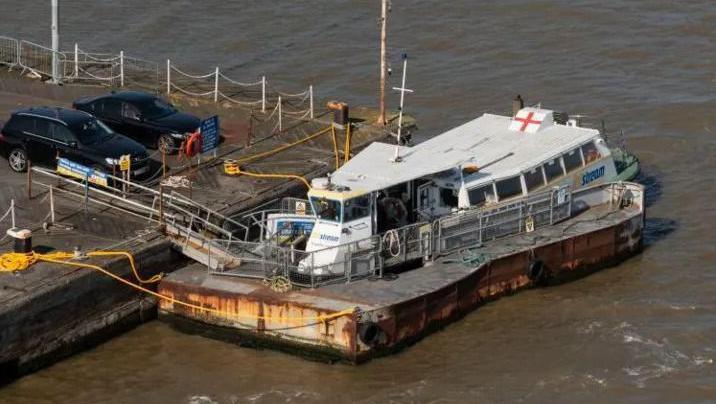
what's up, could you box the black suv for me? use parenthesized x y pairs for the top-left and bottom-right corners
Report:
(0, 107), (149, 175)
(73, 91), (201, 153)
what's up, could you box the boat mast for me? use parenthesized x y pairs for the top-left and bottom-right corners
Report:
(391, 54), (413, 162)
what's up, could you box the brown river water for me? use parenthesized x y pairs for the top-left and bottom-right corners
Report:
(1, 0), (715, 402)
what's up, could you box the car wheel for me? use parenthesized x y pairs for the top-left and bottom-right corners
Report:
(158, 134), (175, 155)
(8, 147), (28, 173)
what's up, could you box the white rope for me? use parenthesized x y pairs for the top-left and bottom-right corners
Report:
(77, 66), (121, 81)
(77, 49), (120, 63)
(217, 90), (263, 106)
(170, 64), (215, 79)
(0, 204), (13, 224)
(275, 88), (310, 98)
(170, 83), (214, 97)
(281, 108), (311, 118)
(218, 72), (262, 87)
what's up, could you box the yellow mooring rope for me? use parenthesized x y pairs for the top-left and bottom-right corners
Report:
(0, 251), (354, 325)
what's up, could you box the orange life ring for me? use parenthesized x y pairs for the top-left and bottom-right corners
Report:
(185, 131), (203, 157)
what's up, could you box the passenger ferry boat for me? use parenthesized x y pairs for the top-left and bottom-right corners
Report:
(259, 106), (639, 276)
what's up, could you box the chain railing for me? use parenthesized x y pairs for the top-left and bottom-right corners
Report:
(0, 35), (315, 121)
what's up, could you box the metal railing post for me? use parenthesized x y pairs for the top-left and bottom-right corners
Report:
(166, 59), (171, 95)
(49, 187), (55, 224)
(549, 188), (555, 225)
(213, 66), (219, 102)
(309, 85), (314, 119)
(277, 95), (282, 132)
(261, 76), (266, 113)
(119, 50), (124, 87)
(74, 43), (78, 77)
(10, 199), (15, 228)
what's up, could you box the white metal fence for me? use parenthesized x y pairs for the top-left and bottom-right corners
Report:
(0, 35), (315, 123)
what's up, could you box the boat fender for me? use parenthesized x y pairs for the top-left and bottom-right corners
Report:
(526, 259), (546, 284)
(358, 321), (385, 347)
(185, 131), (203, 157)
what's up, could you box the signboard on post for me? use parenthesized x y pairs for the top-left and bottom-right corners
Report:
(200, 115), (220, 154)
(119, 155), (131, 172)
(57, 158), (108, 187)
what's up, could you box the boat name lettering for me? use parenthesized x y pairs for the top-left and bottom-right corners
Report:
(581, 165), (605, 186)
(319, 234), (340, 243)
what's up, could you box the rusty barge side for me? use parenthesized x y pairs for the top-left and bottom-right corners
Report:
(157, 182), (645, 363)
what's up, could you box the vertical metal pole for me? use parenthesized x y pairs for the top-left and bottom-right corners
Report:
(377, 0), (387, 125)
(261, 76), (266, 113)
(50, 187), (55, 224)
(395, 55), (408, 144)
(166, 59), (171, 95)
(27, 161), (32, 199)
(84, 173), (89, 211)
(158, 185), (164, 226)
(309, 85), (314, 119)
(119, 50), (124, 87)
(162, 150), (166, 179)
(74, 42), (78, 77)
(278, 95), (282, 132)
(10, 199), (15, 229)
(51, 0), (60, 84)
(214, 66), (219, 102)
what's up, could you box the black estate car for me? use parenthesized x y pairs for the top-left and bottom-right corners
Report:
(0, 107), (149, 175)
(73, 91), (201, 153)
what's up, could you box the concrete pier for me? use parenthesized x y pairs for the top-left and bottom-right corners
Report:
(0, 72), (392, 381)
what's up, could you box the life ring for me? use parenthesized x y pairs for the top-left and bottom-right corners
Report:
(184, 131), (203, 157)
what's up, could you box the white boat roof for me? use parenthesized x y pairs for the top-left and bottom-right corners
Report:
(331, 108), (601, 194)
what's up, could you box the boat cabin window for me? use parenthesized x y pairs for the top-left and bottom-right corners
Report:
(468, 185), (494, 205)
(523, 167), (545, 191)
(543, 158), (563, 183)
(496, 176), (523, 200)
(440, 188), (458, 207)
(581, 141), (602, 164)
(343, 194), (371, 222)
(562, 149), (583, 173)
(310, 197), (341, 222)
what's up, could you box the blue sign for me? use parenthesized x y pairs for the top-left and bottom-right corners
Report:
(57, 158), (108, 187)
(200, 115), (220, 153)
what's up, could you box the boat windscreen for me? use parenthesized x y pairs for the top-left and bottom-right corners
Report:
(343, 194), (371, 222)
(310, 197), (341, 222)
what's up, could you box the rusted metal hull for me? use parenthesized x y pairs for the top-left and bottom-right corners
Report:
(158, 207), (644, 364)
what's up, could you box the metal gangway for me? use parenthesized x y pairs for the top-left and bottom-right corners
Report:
(28, 166), (251, 268)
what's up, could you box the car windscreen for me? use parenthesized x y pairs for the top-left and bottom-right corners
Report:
(69, 118), (114, 145)
(136, 97), (176, 120)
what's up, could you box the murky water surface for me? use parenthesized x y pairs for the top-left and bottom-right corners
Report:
(1, 0), (715, 402)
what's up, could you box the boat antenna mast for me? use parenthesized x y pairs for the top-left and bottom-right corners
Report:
(391, 53), (413, 163)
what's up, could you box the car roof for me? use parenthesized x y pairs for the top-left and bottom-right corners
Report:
(102, 90), (157, 103)
(14, 106), (93, 126)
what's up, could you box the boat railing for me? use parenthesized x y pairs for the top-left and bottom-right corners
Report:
(207, 182), (643, 288)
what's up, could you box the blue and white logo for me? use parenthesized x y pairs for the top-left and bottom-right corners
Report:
(581, 165), (605, 186)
